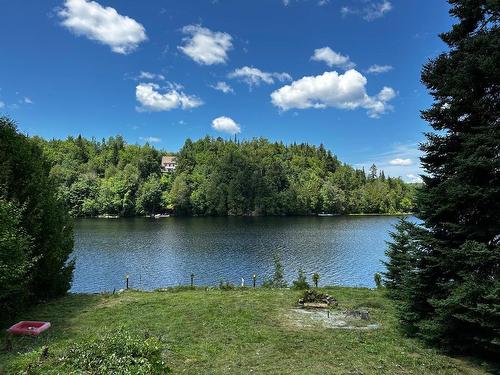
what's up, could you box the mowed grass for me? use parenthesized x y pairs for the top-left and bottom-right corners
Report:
(0, 287), (495, 374)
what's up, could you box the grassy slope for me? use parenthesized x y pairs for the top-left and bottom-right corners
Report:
(0, 287), (494, 374)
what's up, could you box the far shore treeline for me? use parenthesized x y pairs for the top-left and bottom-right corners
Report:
(32, 135), (418, 217)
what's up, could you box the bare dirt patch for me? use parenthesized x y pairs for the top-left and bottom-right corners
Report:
(283, 308), (381, 330)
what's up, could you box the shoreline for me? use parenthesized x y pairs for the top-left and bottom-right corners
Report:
(69, 284), (375, 296)
(81, 212), (415, 219)
(69, 284), (377, 295)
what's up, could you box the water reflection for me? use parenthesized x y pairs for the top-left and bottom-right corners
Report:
(71, 216), (412, 293)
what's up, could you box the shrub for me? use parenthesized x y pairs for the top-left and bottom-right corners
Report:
(19, 330), (169, 374)
(219, 280), (236, 290)
(263, 255), (287, 288)
(0, 199), (35, 323)
(0, 117), (74, 322)
(292, 269), (310, 290)
(374, 272), (382, 289)
(312, 272), (320, 288)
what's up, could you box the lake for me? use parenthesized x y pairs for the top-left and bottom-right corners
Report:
(71, 215), (410, 293)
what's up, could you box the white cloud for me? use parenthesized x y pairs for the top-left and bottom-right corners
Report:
(178, 25), (232, 65)
(389, 158), (412, 166)
(406, 174), (423, 183)
(135, 83), (203, 112)
(311, 47), (355, 69)
(284, 0), (330, 5)
(58, 0), (147, 54)
(366, 64), (393, 74)
(0, 101), (4, 108)
(341, 1), (392, 21)
(211, 116), (241, 135)
(270, 69), (395, 118)
(355, 143), (424, 182)
(140, 136), (161, 143)
(138, 71), (165, 81)
(376, 86), (396, 102)
(228, 66), (292, 87)
(210, 81), (234, 94)
(366, 0), (392, 20)
(23, 97), (33, 104)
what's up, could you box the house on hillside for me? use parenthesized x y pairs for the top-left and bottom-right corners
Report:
(161, 156), (177, 173)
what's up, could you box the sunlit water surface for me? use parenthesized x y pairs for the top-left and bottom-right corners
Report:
(71, 216), (414, 293)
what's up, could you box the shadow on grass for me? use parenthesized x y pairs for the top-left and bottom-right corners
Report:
(1, 288), (497, 374)
(0, 293), (103, 361)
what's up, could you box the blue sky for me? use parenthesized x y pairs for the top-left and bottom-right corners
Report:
(0, 0), (453, 181)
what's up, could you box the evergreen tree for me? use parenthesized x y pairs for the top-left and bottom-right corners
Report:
(0, 118), (75, 312)
(383, 218), (420, 299)
(368, 164), (377, 180)
(263, 255), (287, 288)
(385, 1), (500, 355)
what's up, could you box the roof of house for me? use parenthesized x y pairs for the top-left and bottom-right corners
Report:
(162, 156), (177, 164)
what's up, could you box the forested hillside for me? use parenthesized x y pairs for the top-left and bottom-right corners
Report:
(34, 135), (418, 217)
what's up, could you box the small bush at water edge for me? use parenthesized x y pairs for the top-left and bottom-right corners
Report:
(262, 255), (287, 288)
(292, 269), (310, 289)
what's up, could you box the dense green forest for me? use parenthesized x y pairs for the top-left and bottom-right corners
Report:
(33, 135), (417, 217)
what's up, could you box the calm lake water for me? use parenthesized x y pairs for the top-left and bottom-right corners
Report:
(71, 216), (411, 293)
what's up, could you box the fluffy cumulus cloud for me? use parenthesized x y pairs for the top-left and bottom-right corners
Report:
(228, 66), (291, 87)
(211, 116), (241, 135)
(341, 1), (392, 21)
(179, 25), (232, 65)
(58, 0), (147, 54)
(270, 69), (395, 118)
(135, 83), (203, 112)
(389, 158), (412, 166)
(366, 64), (393, 74)
(311, 47), (355, 69)
(210, 81), (234, 94)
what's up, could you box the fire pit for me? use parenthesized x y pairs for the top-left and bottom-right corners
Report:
(7, 321), (51, 336)
(298, 289), (338, 309)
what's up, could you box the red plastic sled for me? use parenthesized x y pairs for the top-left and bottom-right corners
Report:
(7, 321), (51, 336)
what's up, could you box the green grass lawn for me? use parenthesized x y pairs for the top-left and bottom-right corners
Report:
(0, 287), (496, 374)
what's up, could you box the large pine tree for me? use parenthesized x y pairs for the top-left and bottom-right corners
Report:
(385, 1), (499, 355)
